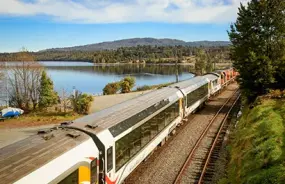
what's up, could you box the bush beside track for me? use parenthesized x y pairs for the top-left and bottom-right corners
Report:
(222, 97), (285, 184)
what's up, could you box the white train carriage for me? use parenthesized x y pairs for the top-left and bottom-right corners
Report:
(71, 86), (183, 184)
(203, 73), (221, 96)
(170, 76), (209, 117)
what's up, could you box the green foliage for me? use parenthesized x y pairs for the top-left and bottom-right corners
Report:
(195, 49), (207, 75)
(226, 98), (285, 184)
(103, 82), (121, 95)
(228, 0), (285, 101)
(136, 85), (152, 91)
(120, 76), (136, 93)
(39, 70), (58, 109)
(70, 91), (93, 114)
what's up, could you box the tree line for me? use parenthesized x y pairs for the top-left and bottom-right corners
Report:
(0, 45), (230, 64)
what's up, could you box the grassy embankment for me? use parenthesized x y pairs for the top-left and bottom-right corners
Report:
(222, 97), (285, 184)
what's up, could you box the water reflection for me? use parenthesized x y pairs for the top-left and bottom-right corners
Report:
(2, 62), (195, 95)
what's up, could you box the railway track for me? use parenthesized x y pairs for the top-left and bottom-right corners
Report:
(174, 90), (240, 184)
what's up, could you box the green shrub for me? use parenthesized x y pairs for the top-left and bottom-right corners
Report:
(120, 76), (136, 93)
(70, 91), (93, 114)
(103, 82), (120, 95)
(136, 85), (152, 91)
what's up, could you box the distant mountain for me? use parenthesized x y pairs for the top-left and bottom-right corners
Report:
(41, 38), (230, 52)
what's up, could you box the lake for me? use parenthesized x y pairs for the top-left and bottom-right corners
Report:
(1, 61), (195, 96)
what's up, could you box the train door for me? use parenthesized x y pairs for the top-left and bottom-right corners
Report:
(105, 146), (116, 184)
(179, 98), (185, 118)
(56, 158), (99, 184)
(90, 158), (99, 184)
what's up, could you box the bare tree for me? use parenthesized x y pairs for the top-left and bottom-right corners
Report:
(8, 50), (43, 110)
(0, 62), (9, 107)
(60, 88), (70, 113)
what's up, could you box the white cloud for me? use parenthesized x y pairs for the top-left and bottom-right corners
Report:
(0, 0), (249, 23)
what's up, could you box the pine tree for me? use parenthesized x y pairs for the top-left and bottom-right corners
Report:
(39, 70), (58, 109)
(229, 0), (285, 101)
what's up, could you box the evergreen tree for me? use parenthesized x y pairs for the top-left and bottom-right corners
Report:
(229, 0), (285, 101)
(39, 70), (58, 109)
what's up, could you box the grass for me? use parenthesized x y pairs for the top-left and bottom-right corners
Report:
(135, 82), (175, 91)
(223, 98), (285, 184)
(0, 111), (82, 129)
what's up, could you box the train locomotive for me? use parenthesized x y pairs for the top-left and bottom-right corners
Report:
(0, 68), (237, 184)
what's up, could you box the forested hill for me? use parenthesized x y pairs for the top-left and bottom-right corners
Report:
(41, 38), (231, 52)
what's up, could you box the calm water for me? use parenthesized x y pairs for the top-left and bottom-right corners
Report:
(1, 61), (195, 95)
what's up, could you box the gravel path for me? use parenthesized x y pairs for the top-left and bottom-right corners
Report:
(124, 83), (238, 184)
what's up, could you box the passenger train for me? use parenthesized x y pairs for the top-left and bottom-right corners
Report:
(0, 68), (237, 184)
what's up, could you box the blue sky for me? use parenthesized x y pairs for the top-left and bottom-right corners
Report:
(0, 0), (248, 52)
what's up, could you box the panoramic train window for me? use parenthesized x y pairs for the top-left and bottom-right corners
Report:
(91, 158), (97, 184)
(109, 99), (170, 137)
(107, 147), (113, 172)
(186, 84), (208, 108)
(58, 169), (79, 184)
(115, 101), (179, 171)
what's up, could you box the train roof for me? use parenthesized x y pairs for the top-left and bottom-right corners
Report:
(170, 76), (208, 95)
(0, 128), (89, 184)
(72, 86), (181, 137)
(203, 74), (219, 81)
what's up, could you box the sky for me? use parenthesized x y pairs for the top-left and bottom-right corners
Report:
(0, 0), (249, 52)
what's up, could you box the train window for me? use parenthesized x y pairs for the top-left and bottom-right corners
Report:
(115, 101), (179, 171)
(107, 147), (113, 172)
(186, 84), (208, 108)
(109, 99), (170, 137)
(58, 169), (79, 184)
(91, 158), (97, 184)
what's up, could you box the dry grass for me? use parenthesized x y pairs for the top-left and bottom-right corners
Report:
(0, 112), (82, 129)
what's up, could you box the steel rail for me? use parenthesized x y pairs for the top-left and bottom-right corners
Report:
(197, 93), (241, 184)
(173, 89), (240, 184)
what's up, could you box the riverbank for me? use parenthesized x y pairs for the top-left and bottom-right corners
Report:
(222, 97), (285, 184)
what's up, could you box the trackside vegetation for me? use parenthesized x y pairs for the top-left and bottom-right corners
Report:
(229, 0), (285, 101)
(224, 0), (285, 183)
(223, 97), (285, 184)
